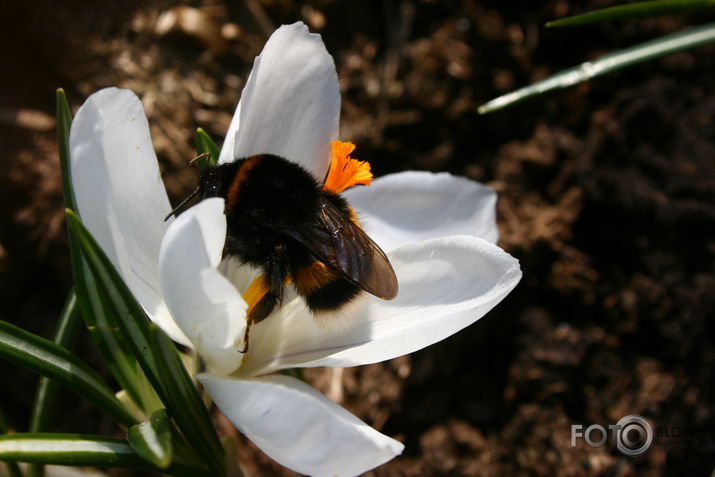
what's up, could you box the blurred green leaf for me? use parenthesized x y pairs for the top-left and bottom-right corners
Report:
(1, 456), (22, 477)
(0, 433), (205, 476)
(0, 320), (136, 427)
(28, 289), (82, 477)
(65, 210), (225, 476)
(127, 409), (172, 469)
(547, 0), (715, 28)
(195, 128), (220, 173)
(479, 22), (715, 114)
(0, 408), (23, 477)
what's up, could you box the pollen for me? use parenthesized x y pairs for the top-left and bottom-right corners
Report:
(242, 275), (293, 318)
(242, 276), (268, 316)
(323, 141), (373, 194)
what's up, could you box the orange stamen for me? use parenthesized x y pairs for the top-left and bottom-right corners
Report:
(323, 141), (373, 194)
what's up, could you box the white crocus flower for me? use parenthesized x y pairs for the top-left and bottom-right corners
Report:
(69, 22), (521, 477)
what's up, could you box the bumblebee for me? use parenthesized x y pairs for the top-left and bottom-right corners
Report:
(167, 153), (398, 348)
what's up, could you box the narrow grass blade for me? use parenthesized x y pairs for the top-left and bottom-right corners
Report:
(0, 433), (206, 476)
(127, 409), (172, 469)
(0, 320), (136, 427)
(547, 0), (715, 28)
(479, 21), (715, 114)
(29, 289), (81, 433)
(28, 289), (82, 477)
(56, 89), (77, 212)
(150, 325), (226, 471)
(70, 242), (151, 411)
(195, 128), (220, 173)
(65, 210), (225, 476)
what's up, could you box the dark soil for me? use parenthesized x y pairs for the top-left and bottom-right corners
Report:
(1, 1), (714, 476)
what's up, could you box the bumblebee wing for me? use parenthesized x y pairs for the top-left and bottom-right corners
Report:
(316, 199), (398, 299)
(283, 198), (398, 300)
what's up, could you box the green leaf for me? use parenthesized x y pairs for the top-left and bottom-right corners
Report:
(2, 456), (22, 477)
(150, 325), (227, 470)
(56, 89), (77, 212)
(2, 458), (23, 477)
(0, 319), (136, 427)
(547, 0), (715, 28)
(0, 407), (23, 477)
(71, 250), (153, 412)
(195, 128), (220, 173)
(29, 289), (82, 433)
(65, 210), (226, 476)
(478, 22), (715, 114)
(127, 409), (172, 469)
(28, 289), (82, 477)
(0, 433), (140, 468)
(0, 433), (206, 476)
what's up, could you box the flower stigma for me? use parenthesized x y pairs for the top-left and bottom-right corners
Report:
(323, 140), (373, 193)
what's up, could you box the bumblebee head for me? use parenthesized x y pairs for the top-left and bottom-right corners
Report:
(198, 168), (219, 199)
(164, 159), (235, 221)
(163, 163), (219, 222)
(164, 155), (251, 221)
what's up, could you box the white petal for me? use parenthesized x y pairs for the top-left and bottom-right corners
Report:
(70, 87), (189, 345)
(218, 258), (261, 296)
(217, 99), (241, 165)
(240, 236), (520, 375)
(158, 199), (246, 375)
(225, 22), (339, 180)
(198, 374), (403, 477)
(344, 171), (499, 252)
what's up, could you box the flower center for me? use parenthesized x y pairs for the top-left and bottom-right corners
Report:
(323, 141), (373, 193)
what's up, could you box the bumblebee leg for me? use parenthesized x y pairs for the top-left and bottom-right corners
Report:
(238, 321), (252, 354)
(239, 244), (288, 354)
(249, 243), (287, 322)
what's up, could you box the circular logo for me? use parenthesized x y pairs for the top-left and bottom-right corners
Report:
(615, 415), (654, 456)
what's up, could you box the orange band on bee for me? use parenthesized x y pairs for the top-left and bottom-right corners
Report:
(294, 261), (336, 295)
(347, 206), (359, 225)
(226, 154), (262, 211)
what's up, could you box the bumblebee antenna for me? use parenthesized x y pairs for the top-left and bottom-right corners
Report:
(164, 186), (200, 222)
